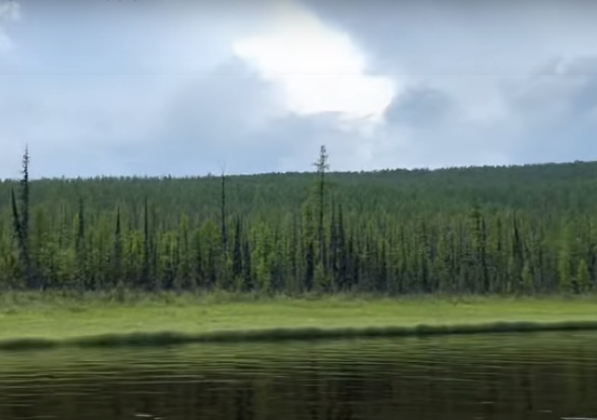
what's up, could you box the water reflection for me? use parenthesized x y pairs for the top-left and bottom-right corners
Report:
(0, 332), (596, 420)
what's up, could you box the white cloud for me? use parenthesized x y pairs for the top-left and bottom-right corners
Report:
(0, 0), (20, 56)
(232, 0), (395, 123)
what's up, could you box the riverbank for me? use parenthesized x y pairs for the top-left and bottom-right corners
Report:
(1, 292), (596, 350)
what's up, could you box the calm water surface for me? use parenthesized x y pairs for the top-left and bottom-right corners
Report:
(1, 332), (597, 420)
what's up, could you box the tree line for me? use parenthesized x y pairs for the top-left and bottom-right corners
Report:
(1, 147), (596, 294)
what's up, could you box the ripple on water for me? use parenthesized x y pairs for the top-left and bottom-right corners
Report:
(0, 332), (597, 419)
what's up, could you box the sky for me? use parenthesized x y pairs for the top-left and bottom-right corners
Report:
(1, 0), (597, 179)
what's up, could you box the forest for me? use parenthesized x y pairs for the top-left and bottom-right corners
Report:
(1, 146), (597, 295)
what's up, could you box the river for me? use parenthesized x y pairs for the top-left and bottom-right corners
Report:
(1, 332), (596, 419)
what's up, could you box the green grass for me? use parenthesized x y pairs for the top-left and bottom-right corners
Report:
(0, 291), (596, 350)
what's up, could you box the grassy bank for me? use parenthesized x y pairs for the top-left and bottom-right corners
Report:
(1, 292), (597, 350)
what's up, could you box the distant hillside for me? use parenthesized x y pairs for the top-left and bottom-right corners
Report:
(2, 159), (597, 220)
(1, 155), (597, 294)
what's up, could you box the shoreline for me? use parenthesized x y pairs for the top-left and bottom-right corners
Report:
(2, 319), (597, 351)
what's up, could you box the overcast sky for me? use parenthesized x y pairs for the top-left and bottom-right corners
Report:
(1, 0), (597, 179)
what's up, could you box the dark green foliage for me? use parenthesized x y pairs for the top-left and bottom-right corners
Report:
(314, 145), (329, 273)
(2, 148), (597, 294)
(220, 169), (228, 252)
(10, 148), (36, 289)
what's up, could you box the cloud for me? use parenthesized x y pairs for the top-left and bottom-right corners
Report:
(136, 58), (288, 176)
(300, 0), (597, 167)
(368, 53), (597, 169)
(499, 56), (597, 163)
(111, 58), (381, 176)
(0, 0), (398, 178)
(0, 0), (20, 57)
(385, 85), (454, 128)
(0, 1), (19, 22)
(0, 1), (272, 178)
(3, 0), (597, 179)
(232, 0), (395, 121)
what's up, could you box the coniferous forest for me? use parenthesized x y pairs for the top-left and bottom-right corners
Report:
(1, 146), (597, 295)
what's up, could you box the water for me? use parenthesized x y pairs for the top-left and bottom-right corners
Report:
(1, 332), (597, 420)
